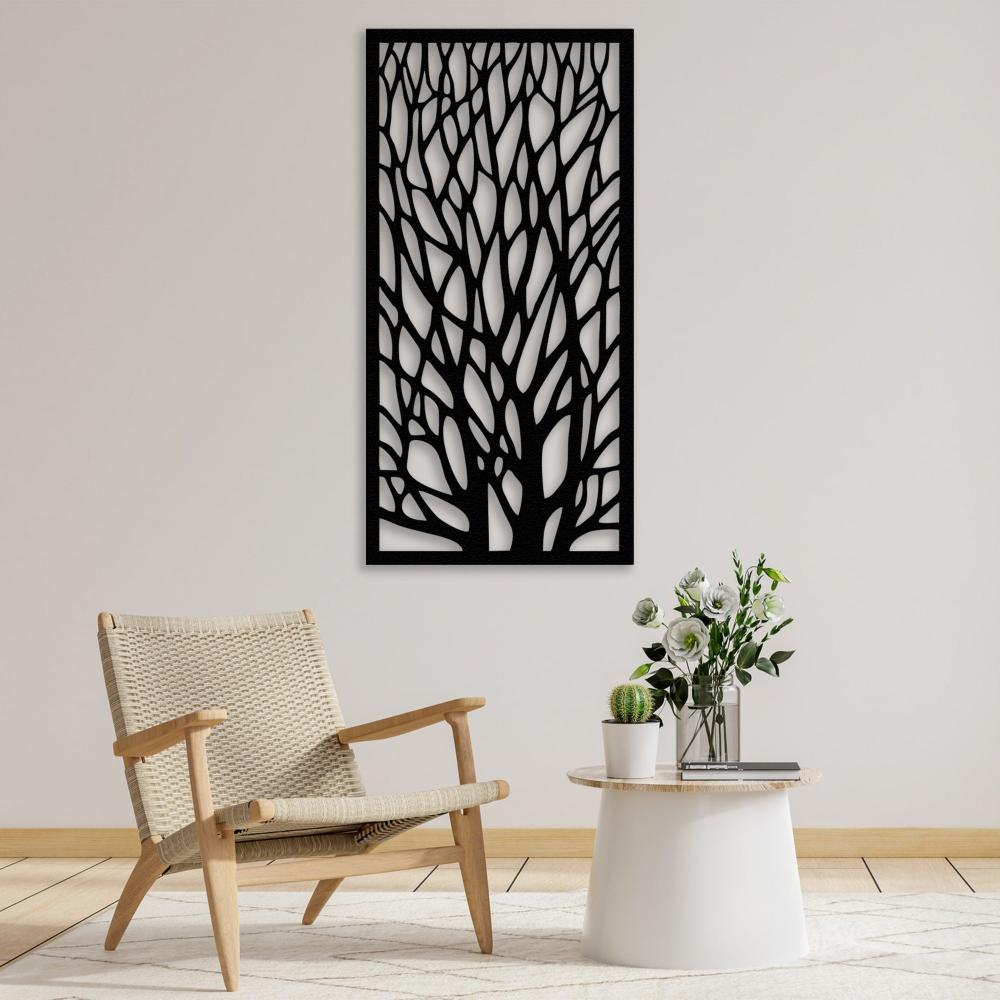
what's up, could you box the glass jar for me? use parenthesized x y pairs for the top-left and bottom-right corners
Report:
(675, 678), (741, 764)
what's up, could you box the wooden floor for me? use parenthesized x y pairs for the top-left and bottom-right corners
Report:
(1, 855), (997, 968)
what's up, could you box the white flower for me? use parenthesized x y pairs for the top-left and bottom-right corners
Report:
(632, 598), (666, 629)
(678, 567), (709, 604)
(752, 593), (786, 622)
(702, 582), (740, 620)
(664, 617), (710, 662)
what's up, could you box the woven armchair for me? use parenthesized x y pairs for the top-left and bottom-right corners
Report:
(97, 609), (509, 991)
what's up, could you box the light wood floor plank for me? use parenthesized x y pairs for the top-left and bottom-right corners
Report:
(949, 857), (1000, 868)
(0, 859), (134, 965)
(140, 859), (454, 896)
(418, 858), (526, 892)
(340, 868), (435, 891)
(0, 859), (23, 873)
(797, 857), (866, 869)
(158, 860), (272, 891)
(864, 858), (971, 893)
(246, 862), (435, 892)
(798, 866), (879, 892)
(959, 870), (1000, 892)
(951, 863), (1000, 892)
(510, 858), (590, 892)
(158, 859), (435, 893)
(0, 858), (104, 911)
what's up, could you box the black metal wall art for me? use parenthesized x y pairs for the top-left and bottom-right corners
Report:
(367, 29), (633, 564)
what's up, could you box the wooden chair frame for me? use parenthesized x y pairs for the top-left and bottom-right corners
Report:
(100, 610), (505, 992)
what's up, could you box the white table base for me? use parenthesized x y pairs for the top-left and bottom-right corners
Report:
(583, 786), (808, 969)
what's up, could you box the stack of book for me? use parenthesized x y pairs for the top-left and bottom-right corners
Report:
(680, 761), (800, 781)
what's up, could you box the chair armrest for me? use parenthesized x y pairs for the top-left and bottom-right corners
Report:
(113, 709), (228, 760)
(337, 698), (485, 745)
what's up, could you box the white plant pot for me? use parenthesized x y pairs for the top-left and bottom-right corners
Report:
(602, 720), (660, 779)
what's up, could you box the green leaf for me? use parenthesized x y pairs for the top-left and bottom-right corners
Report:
(670, 675), (689, 710)
(643, 643), (667, 662)
(736, 641), (759, 670)
(735, 667), (753, 685)
(770, 617), (794, 635)
(770, 650), (795, 665)
(756, 657), (778, 677)
(649, 689), (666, 713)
(763, 567), (789, 584)
(708, 621), (723, 657)
(630, 663), (651, 679)
(646, 666), (675, 690)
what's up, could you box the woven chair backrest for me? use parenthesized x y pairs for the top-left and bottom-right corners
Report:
(98, 611), (364, 840)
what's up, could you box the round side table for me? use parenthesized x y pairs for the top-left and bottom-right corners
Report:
(568, 764), (821, 970)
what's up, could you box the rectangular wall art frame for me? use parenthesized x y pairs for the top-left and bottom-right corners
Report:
(367, 29), (633, 565)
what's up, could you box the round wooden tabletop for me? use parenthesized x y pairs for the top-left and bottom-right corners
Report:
(567, 763), (821, 793)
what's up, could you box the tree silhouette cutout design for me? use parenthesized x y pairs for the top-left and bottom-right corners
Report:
(367, 30), (633, 564)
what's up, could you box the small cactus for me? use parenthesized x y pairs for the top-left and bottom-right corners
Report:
(608, 683), (654, 724)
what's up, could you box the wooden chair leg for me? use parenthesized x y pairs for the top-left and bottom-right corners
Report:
(303, 841), (378, 924)
(302, 878), (344, 925)
(450, 806), (493, 953)
(187, 728), (240, 991)
(201, 829), (239, 991)
(104, 837), (167, 950)
(445, 710), (494, 954)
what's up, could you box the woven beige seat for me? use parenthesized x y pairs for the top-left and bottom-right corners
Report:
(97, 609), (509, 992)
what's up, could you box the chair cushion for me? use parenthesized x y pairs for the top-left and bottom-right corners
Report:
(155, 779), (507, 867)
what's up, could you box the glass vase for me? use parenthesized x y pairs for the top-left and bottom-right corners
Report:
(675, 679), (740, 764)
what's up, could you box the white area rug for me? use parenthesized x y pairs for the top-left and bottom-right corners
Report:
(4, 891), (1000, 998)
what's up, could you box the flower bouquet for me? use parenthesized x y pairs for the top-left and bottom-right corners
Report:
(630, 551), (795, 764)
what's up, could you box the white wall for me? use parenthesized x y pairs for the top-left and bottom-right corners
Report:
(2, 0), (998, 830)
